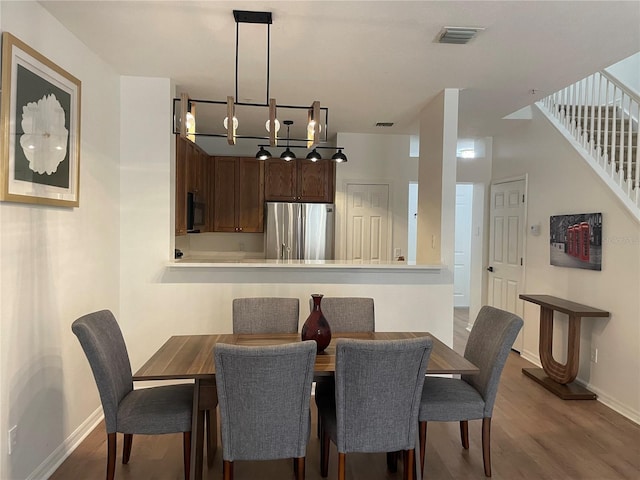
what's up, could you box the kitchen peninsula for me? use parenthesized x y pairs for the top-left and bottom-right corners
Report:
(162, 256), (453, 345)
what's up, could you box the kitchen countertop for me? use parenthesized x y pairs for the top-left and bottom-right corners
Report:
(169, 257), (442, 272)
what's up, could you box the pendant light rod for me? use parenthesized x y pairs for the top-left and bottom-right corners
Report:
(233, 10), (273, 106)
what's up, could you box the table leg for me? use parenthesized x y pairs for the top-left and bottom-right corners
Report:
(538, 306), (581, 384)
(522, 305), (595, 399)
(190, 379), (205, 480)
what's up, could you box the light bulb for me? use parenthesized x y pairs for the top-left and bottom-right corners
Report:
(307, 120), (322, 137)
(265, 118), (281, 133)
(186, 112), (195, 130)
(223, 116), (239, 131)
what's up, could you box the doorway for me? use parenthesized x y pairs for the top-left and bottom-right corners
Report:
(454, 184), (473, 307)
(488, 178), (526, 352)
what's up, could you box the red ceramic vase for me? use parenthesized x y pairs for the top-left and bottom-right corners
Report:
(301, 294), (332, 353)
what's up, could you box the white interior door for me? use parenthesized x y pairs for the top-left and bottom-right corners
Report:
(488, 179), (526, 352)
(346, 183), (390, 263)
(454, 184), (473, 307)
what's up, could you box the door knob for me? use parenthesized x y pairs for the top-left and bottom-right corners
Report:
(487, 266), (494, 272)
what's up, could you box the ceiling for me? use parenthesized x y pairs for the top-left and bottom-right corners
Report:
(41, 1), (640, 142)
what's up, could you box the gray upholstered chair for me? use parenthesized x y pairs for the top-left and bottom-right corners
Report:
(418, 305), (523, 477)
(317, 337), (433, 480)
(71, 310), (193, 480)
(310, 297), (375, 332)
(232, 297), (299, 333)
(214, 341), (317, 480)
(312, 297), (375, 437)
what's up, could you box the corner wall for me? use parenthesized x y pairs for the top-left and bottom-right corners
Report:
(0, 2), (121, 478)
(492, 108), (640, 421)
(335, 132), (418, 261)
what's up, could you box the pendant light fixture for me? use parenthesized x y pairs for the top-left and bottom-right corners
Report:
(306, 149), (322, 162)
(280, 120), (296, 161)
(331, 149), (348, 163)
(173, 10), (348, 164)
(256, 146), (272, 160)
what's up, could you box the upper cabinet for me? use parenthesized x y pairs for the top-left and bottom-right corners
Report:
(213, 157), (264, 232)
(264, 158), (334, 203)
(175, 136), (188, 236)
(175, 135), (211, 235)
(187, 142), (211, 231)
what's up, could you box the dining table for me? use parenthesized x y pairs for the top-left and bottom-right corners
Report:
(133, 332), (479, 480)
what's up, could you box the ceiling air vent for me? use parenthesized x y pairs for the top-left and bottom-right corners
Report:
(437, 26), (484, 44)
(376, 122), (394, 127)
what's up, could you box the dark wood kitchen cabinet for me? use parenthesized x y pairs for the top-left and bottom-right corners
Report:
(264, 158), (334, 203)
(213, 157), (264, 232)
(175, 136), (188, 235)
(175, 135), (212, 235)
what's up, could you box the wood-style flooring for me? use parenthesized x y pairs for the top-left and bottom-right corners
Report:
(50, 308), (640, 479)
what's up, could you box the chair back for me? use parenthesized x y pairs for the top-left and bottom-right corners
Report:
(334, 337), (432, 453)
(214, 341), (317, 461)
(462, 305), (524, 416)
(232, 297), (299, 334)
(309, 297), (375, 332)
(71, 310), (133, 433)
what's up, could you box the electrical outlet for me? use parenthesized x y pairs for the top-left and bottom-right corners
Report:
(394, 248), (401, 258)
(8, 425), (17, 455)
(590, 348), (598, 363)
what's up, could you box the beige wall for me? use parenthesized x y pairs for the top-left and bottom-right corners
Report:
(0, 2), (121, 478)
(335, 132), (418, 261)
(492, 107), (640, 421)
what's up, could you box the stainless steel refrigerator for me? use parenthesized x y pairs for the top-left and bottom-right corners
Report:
(265, 202), (334, 260)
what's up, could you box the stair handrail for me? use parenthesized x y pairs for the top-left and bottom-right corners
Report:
(600, 70), (640, 105)
(537, 69), (639, 222)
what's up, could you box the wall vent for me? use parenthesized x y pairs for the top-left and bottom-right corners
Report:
(437, 26), (484, 44)
(376, 122), (394, 127)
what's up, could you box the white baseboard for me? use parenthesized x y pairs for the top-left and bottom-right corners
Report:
(27, 407), (103, 480)
(519, 350), (639, 425)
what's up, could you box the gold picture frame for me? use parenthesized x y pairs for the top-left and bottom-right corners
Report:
(1, 32), (81, 207)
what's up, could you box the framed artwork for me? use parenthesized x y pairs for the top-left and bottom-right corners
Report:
(1, 32), (81, 207)
(550, 212), (602, 271)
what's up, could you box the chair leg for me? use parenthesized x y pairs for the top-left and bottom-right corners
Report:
(205, 409), (217, 468)
(320, 423), (330, 477)
(223, 460), (233, 480)
(482, 417), (492, 477)
(418, 421), (427, 476)
(106, 433), (116, 480)
(403, 449), (415, 480)
(183, 431), (191, 480)
(338, 452), (346, 480)
(122, 433), (133, 464)
(386, 451), (399, 472)
(460, 420), (470, 449)
(294, 457), (305, 480)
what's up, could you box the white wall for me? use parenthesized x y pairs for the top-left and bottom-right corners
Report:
(492, 107), (640, 421)
(605, 52), (640, 96)
(0, 2), (121, 479)
(334, 132), (417, 261)
(417, 89), (459, 267)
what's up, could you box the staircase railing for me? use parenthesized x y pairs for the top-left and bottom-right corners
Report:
(537, 70), (639, 221)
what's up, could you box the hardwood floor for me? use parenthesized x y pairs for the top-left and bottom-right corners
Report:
(50, 310), (640, 479)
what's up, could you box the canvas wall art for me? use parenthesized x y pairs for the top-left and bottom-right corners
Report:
(550, 212), (602, 271)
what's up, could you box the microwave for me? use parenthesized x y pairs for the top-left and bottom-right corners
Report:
(187, 192), (205, 232)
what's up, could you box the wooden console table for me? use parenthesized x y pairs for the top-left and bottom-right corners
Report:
(519, 294), (610, 400)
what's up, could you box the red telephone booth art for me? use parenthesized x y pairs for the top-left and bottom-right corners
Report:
(579, 222), (590, 262)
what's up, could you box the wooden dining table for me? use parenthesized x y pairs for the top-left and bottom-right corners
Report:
(134, 332), (479, 480)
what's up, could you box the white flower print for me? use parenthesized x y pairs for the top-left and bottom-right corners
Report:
(19, 94), (69, 175)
